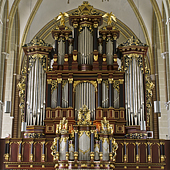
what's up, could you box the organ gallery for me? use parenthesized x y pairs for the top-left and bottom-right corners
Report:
(3, 2), (168, 170)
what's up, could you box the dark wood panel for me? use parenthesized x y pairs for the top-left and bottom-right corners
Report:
(139, 144), (146, 163)
(35, 143), (41, 162)
(46, 142), (53, 162)
(23, 143), (29, 162)
(128, 144), (134, 163)
(116, 143), (123, 163)
(165, 140), (170, 170)
(152, 144), (159, 163)
(10, 143), (18, 162)
(0, 139), (5, 170)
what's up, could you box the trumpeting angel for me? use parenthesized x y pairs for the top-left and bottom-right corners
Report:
(102, 12), (117, 26)
(55, 12), (69, 26)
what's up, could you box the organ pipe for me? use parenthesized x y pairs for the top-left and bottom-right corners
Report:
(58, 38), (65, 65)
(62, 82), (68, 108)
(75, 82), (95, 120)
(26, 57), (46, 126)
(78, 27), (93, 65)
(102, 81), (109, 108)
(106, 39), (113, 65)
(124, 55), (145, 127)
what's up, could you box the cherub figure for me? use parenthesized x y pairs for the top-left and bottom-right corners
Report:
(102, 12), (117, 26)
(55, 12), (69, 26)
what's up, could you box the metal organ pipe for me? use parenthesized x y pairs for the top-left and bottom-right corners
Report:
(37, 60), (40, 125)
(125, 55), (145, 128)
(102, 82), (109, 108)
(125, 69), (128, 125)
(58, 39), (65, 65)
(78, 27), (93, 65)
(106, 39), (113, 65)
(33, 59), (37, 125)
(137, 60), (140, 126)
(27, 68), (31, 125)
(129, 59), (133, 125)
(134, 57), (138, 125)
(25, 57), (46, 127)
(62, 82), (68, 108)
(40, 66), (44, 125)
(43, 73), (46, 125)
(127, 66), (131, 126)
(75, 82), (95, 120)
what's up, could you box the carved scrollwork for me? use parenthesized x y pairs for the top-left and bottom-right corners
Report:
(78, 105), (91, 125)
(113, 80), (119, 93)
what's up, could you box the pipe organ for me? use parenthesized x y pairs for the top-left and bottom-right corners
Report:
(26, 56), (46, 126)
(5, 2), (164, 170)
(124, 54), (145, 128)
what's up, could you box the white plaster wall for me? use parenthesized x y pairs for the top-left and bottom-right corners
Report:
(157, 50), (169, 139)
(1, 51), (15, 138)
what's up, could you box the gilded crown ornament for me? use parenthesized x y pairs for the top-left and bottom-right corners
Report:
(78, 105), (91, 125)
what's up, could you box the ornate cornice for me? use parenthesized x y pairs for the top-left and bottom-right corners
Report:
(119, 36), (148, 47)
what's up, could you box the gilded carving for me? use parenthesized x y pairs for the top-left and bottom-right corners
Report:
(101, 117), (113, 134)
(73, 54), (77, 61)
(78, 105), (91, 125)
(51, 80), (57, 94)
(113, 80), (119, 93)
(119, 36), (148, 47)
(79, 148), (90, 155)
(94, 54), (98, 61)
(55, 12), (69, 26)
(72, 1), (99, 16)
(102, 12), (117, 25)
(56, 117), (68, 134)
(73, 80), (97, 91)
(62, 80), (68, 88)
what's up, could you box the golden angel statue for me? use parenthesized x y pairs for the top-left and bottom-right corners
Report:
(55, 12), (69, 26)
(101, 117), (109, 133)
(102, 12), (117, 26)
(57, 117), (68, 133)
